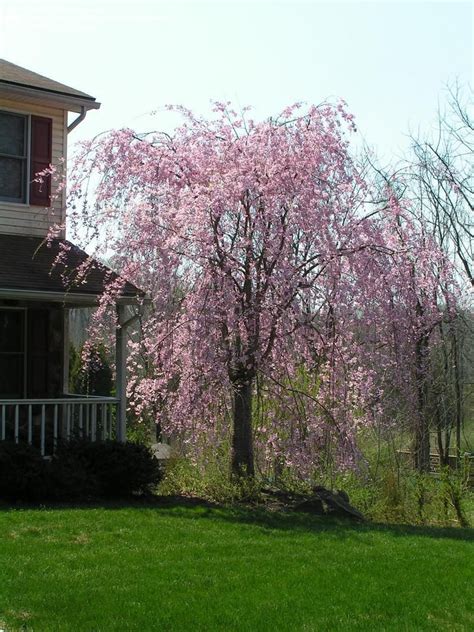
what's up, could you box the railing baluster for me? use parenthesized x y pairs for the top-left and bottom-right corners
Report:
(14, 405), (19, 443)
(1, 405), (5, 440)
(101, 404), (106, 440)
(28, 404), (33, 445)
(91, 404), (97, 441)
(53, 404), (58, 452)
(40, 404), (45, 456)
(79, 404), (83, 437)
(86, 404), (90, 438)
(66, 404), (71, 440)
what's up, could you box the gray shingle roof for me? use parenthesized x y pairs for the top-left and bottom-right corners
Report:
(0, 235), (141, 299)
(0, 59), (96, 102)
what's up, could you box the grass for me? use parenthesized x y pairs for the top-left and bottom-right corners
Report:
(0, 501), (473, 631)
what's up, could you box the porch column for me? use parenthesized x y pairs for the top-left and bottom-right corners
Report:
(62, 308), (70, 394)
(116, 304), (127, 442)
(61, 307), (70, 438)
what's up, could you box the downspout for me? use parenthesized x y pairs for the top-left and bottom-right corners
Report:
(67, 106), (87, 134)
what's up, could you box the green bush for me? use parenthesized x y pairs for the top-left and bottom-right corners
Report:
(326, 465), (472, 527)
(51, 440), (162, 498)
(0, 440), (162, 501)
(46, 446), (98, 500)
(159, 443), (472, 527)
(160, 450), (261, 504)
(0, 441), (49, 501)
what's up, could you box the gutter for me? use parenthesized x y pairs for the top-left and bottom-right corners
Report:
(0, 287), (143, 307)
(0, 82), (100, 113)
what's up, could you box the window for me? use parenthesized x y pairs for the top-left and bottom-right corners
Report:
(0, 309), (26, 398)
(0, 112), (27, 203)
(0, 111), (52, 206)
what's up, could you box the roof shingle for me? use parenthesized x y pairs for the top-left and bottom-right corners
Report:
(0, 59), (96, 102)
(0, 235), (141, 299)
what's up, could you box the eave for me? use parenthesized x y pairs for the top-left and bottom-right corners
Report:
(0, 82), (100, 113)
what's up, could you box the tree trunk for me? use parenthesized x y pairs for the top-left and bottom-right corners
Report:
(451, 326), (463, 462)
(414, 420), (430, 473)
(414, 334), (430, 473)
(231, 379), (255, 477)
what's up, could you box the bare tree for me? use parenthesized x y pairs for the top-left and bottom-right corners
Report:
(360, 83), (473, 470)
(409, 82), (473, 288)
(408, 83), (473, 463)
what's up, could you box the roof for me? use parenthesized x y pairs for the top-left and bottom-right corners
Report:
(0, 59), (99, 110)
(0, 235), (142, 304)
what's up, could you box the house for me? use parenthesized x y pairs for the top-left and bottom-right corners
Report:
(0, 59), (140, 454)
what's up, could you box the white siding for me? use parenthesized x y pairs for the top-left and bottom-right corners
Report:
(0, 97), (67, 237)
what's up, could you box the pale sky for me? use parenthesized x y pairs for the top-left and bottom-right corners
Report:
(0, 0), (472, 160)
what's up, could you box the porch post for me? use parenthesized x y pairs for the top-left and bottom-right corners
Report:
(116, 304), (127, 442)
(61, 308), (70, 439)
(62, 308), (70, 394)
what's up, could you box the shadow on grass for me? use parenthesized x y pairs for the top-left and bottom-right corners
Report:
(1, 494), (472, 542)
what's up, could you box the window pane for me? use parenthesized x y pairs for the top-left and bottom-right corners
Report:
(0, 311), (24, 353)
(0, 112), (26, 156)
(0, 156), (25, 201)
(0, 355), (24, 398)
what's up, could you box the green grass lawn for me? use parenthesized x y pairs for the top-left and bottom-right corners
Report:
(0, 502), (473, 632)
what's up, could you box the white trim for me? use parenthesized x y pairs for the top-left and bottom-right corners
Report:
(0, 396), (118, 405)
(0, 287), (141, 306)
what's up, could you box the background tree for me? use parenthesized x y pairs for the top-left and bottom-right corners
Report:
(363, 83), (473, 468)
(407, 83), (473, 461)
(409, 82), (473, 288)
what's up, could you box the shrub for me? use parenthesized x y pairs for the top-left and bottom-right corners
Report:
(0, 442), (48, 501)
(160, 451), (261, 504)
(51, 440), (162, 498)
(328, 465), (472, 527)
(0, 440), (161, 502)
(46, 447), (99, 500)
(159, 442), (472, 527)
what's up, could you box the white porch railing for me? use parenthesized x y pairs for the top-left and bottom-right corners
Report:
(0, 396), (119, 456)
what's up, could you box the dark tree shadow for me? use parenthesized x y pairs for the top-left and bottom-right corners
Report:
(0, 494), (472, 542)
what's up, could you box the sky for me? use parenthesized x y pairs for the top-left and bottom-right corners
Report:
(0, 0), (472, 161)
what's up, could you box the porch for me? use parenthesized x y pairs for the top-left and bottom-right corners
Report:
(0, 395), (118, 456)
(0, 235), (142, 454)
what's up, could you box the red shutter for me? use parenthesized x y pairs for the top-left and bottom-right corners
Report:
(29, 116), (52, 207)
